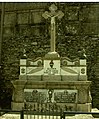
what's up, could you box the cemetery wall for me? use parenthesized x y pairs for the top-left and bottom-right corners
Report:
(0, 3), (99, 109)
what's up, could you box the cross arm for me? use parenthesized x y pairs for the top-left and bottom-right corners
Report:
(57, 11), (64, 19)
(42, 11), (51, 19)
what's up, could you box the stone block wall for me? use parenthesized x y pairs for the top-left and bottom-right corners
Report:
(0, 3), (99, 109)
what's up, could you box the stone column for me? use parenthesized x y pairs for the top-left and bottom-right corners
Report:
(76, 84), (92, 112)
(11, 80), (26, 110)
(13, 87), (24, 102)
(78, 86), (88, 103)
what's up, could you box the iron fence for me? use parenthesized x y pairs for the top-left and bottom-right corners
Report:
(0, 109), (99, 119)
(63, 111), (99, 119)
(0, 109), (62, 119)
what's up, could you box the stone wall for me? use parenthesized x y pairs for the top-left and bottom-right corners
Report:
(0, 3), (99, 109)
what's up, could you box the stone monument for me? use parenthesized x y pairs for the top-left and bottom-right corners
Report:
(11, 4), (92, 112)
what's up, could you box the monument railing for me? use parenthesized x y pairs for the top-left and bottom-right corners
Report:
(63, 111), (99, 119)
(0, 109), (63, 119)
(0, 109), (99, 119)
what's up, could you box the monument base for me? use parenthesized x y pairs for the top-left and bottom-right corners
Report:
(11, 80), (91, 112)
(77, 103), (92, 112)
(11, 102), (24, 110)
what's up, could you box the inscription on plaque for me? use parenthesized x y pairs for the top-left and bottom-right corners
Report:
(24, 89), (77, 103)
(24, 89), (47, 103)
(44, 68), (58, 75)
(54, 90), (77, 103)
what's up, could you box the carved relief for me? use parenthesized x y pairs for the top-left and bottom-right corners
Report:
(13, 88), (24, 102)
(24, 89), (77, 103)
(81, 68), (85, 74)
(54, 90), (77, 103)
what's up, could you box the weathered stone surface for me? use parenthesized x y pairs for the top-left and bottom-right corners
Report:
(77, 103), (92, 112)
(11, 102), (24, 110)
(18, 12), (29, 24)
(19, 75), (42, 81)
(12, 88), (24, 102)
(79, 75), (87, 81)
(62, 75), (78, 81)
(11, 79), (91, 111)
(4, 13), (16, 26)
(31, 11), (43, 24)
(42, 75), (61, 81)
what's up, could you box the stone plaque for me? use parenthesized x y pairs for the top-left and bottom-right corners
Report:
(24, 89), (77, 103)
(44, 68), (58, 75)
(24, 89), (47, 103)
(54, 90), (77, 103)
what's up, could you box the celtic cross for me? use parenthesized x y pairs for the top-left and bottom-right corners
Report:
(42, 4), (64, 52)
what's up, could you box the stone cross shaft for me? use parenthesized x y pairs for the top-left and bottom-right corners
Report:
(42, 4), (64, 52)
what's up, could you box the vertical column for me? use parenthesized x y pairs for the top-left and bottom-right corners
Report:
(11, 81), (27, 110)
(0, 3), (5, 67)
(51, 17), (55, 52)
(13, 87), (24, 102)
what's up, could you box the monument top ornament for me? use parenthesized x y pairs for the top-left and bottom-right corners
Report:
(42, 4), (64, 53)
(42, 4), (64, 19)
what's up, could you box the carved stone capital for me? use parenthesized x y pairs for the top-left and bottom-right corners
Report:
(11, 80), (27, 89)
